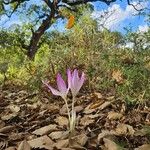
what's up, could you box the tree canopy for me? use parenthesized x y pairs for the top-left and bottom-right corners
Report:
(0, 0), (148, 59)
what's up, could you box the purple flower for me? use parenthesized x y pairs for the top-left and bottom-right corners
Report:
(43, 73), (69, 99)
(67, 69), (85, 97)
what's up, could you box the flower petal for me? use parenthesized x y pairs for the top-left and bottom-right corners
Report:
(42, 81), (61, 96)
(57, 73), (67, 95)
(67, 69), (72, 89)
(71, 69), (81, 96)
(78, 72), (85, 91)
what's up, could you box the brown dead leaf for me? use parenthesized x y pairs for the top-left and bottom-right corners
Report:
(112, 70), (124, 84)
(74, 106), (84, 113)
(8, 104), (20, 113)
(107, 111), (123, 120)
(98, 130), (117, 142)
(89, 100), (104, 109)
(42, 103), (59, 113)
(61, 148), (75, 150)
(1, 113), (18, 121)
(99, 101), (112, 110)
(94, 92), (103, 99)
(0, 132), (8, 138)
(69, 133), (88, 149)
(135, 144), (150, 150)
(88, 114), (101, 119)
(106, 96), (115, 100)
(83, 105), (96, 114)
(80, 115), (94, 126)
(9, 133), (27, 141)
(103, 138), (121, 150)
(53, 139), (69, 149)
(116, 123), (135, 135)
(55, 116), (68, 126)
(17, 140), (31, 150)
(59, 105), (83, 116)
(134, 126), (150, 136)
(145, 113), (150, 123)
(0, 140), (7, 149)
(49, 131), (69, 140)
(66, 15), (75, 29)
(32, 124), (57, 136)
(5, 147), (16, 150)
(88, 136), (98, 149)
(0, 125), (15, 133)
(59, 104), (68, 116)
(28, 135), (54, 149)
(0, 120), (5, 129)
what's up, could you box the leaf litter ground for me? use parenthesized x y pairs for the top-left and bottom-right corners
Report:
(0, 85), (150, 150)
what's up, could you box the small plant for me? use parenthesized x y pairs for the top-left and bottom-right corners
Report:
(43, 69), (85, 134)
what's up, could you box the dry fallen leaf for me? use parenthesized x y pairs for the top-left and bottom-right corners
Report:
(80, 115), (94, 126)
(94, 92), (103, 99)
(135, 144), (150, 150)
(61, 148), (75, 150)
(0, 140), (7, 150)
(0, 120), (5, 129)
(8, 104), (20, 113)
(17, 140), (31, 150)
(28, 135), (54, 149)
(103, 138), (121, 150)
(55, 116), (68, 127)
(0, 125), (15, 133)
(53, 139), (69, 149)
(5, 147), (16, 150)
(89, 100), (104, 109)
(49, 131), (69, 140)
(69, 133), (88, 149)
(74, 106), (84, 113)
(107, 111), (123, 120)
(32, 124), (57, 136)
(83, 105), (96, 114)
(66, 15), (75, 29)
(1, 113), (18, 121)
(98, 130), (117, 142)
(116, 123), (135, 136)
(134, 126), (150, 136)
(59, 104), (69, 115)
(112, 70), (124, 84)
(99, 101), (112, 110)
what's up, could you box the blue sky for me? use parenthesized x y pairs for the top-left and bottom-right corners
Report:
(0, 0), (149, 33)
(91, 0), (149, 33)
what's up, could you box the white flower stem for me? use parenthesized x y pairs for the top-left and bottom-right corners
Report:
(70, 95), (76, 133)
(63, 98), (71, 122)
(72, 95), (75, 115)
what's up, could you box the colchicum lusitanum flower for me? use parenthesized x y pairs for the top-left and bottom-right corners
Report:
(43, 69), (85, 134)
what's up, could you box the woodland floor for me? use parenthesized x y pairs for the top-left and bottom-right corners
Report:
(0, 84), (150, 150)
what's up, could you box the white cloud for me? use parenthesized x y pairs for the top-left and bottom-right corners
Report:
(138, 24), (149, 33)
(0, 15), (22, 28)
(92, 1), (148, 31)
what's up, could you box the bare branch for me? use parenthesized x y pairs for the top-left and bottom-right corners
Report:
(3, 0), (31, 17)
(62, 0), (116, 6)
(127, 0), (144, 11)
(43, 0), (53, 9)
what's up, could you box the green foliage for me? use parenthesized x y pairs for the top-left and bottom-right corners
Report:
(0, 10), (150, 103)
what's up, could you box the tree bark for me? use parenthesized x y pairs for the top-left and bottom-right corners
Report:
(27, 11), (55, 60)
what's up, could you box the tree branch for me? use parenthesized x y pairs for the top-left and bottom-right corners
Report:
(127, 0), (144, 11)
(43, 0), (53, 9)
(62, 0), (116, 6)
(27, 7), (56, 59)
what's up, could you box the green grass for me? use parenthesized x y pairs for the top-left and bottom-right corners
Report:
(0, 22), (150, 103)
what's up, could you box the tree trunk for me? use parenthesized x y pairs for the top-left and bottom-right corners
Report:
(27, 11), (55, 60)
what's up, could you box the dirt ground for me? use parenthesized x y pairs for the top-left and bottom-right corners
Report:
(0, 85), (150, 150)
